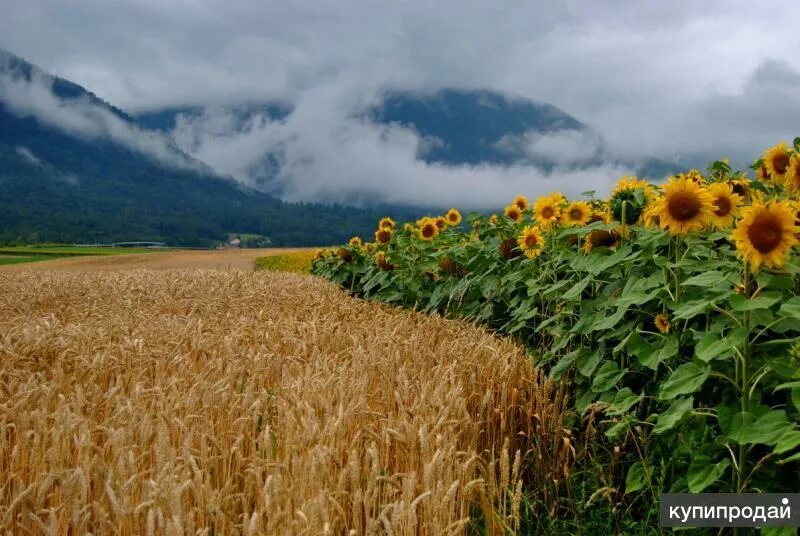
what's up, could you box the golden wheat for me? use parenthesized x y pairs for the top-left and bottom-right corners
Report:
(0, 269), (570, 534)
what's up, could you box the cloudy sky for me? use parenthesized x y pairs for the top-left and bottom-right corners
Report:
(2, 0), (799, 207)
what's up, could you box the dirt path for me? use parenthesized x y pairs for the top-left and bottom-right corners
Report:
(0, 248), (308, 272)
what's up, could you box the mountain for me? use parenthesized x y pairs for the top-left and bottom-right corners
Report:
(0, 50), (404, 246)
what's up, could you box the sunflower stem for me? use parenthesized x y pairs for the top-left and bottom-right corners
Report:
(673, 237), (681, 302)
(736, 263), (752, 494)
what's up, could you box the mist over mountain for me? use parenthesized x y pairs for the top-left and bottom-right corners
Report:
(133, 87), (679, 207)
(0, 50), (414, 246)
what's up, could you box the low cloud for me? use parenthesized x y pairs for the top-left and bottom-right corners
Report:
(167, 78), (630, 208)
(0, 61), (201, 172)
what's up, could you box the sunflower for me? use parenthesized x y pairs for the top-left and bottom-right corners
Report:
(445, 208), (463, 226)
(583, 211), (619, 252)
(683, 169), (706, 185)
(375, 251), (394, 271)
(349, 236), (363, 247)
(756, 164), (771, 183)
(784, 154), (800, 193)
(338, 247), (353, 262)
(435, 216), (448, 231)
(513, 195), (530, 211)
(562, 200), (591, 227)
(375, 228), (392, 245)
(418, 218), (439, 241)
(610, 176), (653, 224)
(364, 242), (375, 253)
(731, 200), (799, 271)
(517, 226), (545, 258)
(612, 176), (652, 196)
(504, 204), (523, 222)
(727, 177), (751, 200)
(489, 214), (499, 225)
(654, 313), (671, 334)
(379, 217), (397, 230)
(655, 176), (714, 235)
(403, 223), (414, 233)
(533, 195), (561, 225)
(548, 192), (567, 206)
(707, 182), (742, 229)
(763, 142), (791, 182)
(641, 204), (661, 229)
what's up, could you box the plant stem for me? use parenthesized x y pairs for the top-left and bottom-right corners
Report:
(736, 264), (752, 493)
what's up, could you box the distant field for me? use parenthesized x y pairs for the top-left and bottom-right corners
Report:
(0, 247), (311, 271)
(255, 249), (317, 273)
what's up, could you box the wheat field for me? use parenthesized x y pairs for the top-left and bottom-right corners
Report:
(0, 269), (570, 534)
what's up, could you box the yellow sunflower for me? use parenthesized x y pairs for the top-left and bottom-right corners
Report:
(654, 313), (671, 334)
(533, 195), (561, 225)
(583, 211), (619, 252)
(434, 216), (448, 231)
(641, 203), (661, 229)
(379, 217), (397, 230)
(731, 200), (799, 271)
(562, 200), (591, 227)
(489, 214), (499, 225)
(517, 226), (545, 258)
(655, 176), (714, 235)
(513, 195), (530, 211)
(349, 236), (363, 247)
(364, 242), (374, 253)
(727, 176), (751, 200)
(418, 218), (439, 241)
(504, 204), (523, 222)
(707, 182), (742, 229)
(446, 208), (463, 226)
(612, 176), (652, 197)
(375, 251), (394, 271)
(375, 228), (392, 245)
(403, 223), (414, 233)
(683, 169), (707, 185)
(756, 164), (771, 183)
(763, 142), (791, 182)
(784, 154), (800, 193)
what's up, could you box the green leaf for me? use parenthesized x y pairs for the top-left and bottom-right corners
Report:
(778, 451), (800, 465)
(681, 272), (732, 287)
(625, 462), (646, 494)
(604, 416), (633, 441)
(774, 430), (800, 454)
(737, 410), (796, 446)
(658, 362), (710, 400)
(549, 350), (578, 380)
(592, 361), (626, 393)
(687, 455), (730, 493)
(761, 527), (799, 536)
(673, 298), (714, 320)
(590, 305), (629, 332)
(562, 275), (591, 301)
(654, 397), (694, 434)
(729, 291), (781, 312)
(694, 332), (732, 362)
(577, 349), (603, 377)
(778, 296), (800, 318)
(638, 335), (678, 370)
(607, 388), (642, 416)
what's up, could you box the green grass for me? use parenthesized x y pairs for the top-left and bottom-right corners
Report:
(0, 255), (60, 266)
(0, 245), (173, 257)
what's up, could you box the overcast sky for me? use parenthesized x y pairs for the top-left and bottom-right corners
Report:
(2, 1), (800, 207)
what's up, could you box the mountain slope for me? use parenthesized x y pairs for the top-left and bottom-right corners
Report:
(0, 50), (400, 246)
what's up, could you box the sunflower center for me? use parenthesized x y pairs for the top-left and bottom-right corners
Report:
(377, 230), (391, 243)
(713, 196), (731, 217)
(589, 230), (617, 248)
(747, 214), (783, 253)
(524, 234), (538, 248)
(773, 153), (790, 175)
(422, 225), (435, 238)
(448, 214), (458, 222)
(569, 208), (583, 221)
(667, 192), (701, 221)
(541, 207), (554, 219)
